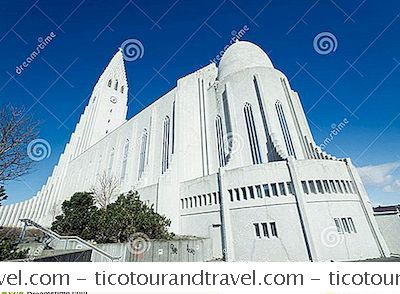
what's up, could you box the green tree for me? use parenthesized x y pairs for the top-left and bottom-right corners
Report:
(0, 186), (7, 206)
(96, 191), (172, 243)
(51, 191), (173, 243)
(0, 228), (28, 261)
(51, 192), (98, 240)
(0, 238), (28, 261)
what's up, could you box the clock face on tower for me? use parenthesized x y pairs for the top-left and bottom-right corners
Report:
(110, 96), (117, 104)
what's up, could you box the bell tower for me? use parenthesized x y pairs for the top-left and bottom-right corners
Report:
(71, 50), (129, 158)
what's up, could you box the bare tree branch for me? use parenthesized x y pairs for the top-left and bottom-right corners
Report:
(0, 105), (39, 184)
(90, 171), (120, 209)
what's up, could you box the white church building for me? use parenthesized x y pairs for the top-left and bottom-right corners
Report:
(0, 40), (390, 261)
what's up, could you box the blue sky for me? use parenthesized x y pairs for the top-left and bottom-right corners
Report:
(1, 0), (400, 206)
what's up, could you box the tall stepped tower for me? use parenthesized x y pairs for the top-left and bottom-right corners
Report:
(0, 50), (128, 227)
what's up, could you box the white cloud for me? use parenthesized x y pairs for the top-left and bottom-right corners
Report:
(357, 161), (400, 192)
(383, 179), (400, 193)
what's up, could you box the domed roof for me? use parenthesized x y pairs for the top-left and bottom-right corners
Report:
(218, 41), (274, 79)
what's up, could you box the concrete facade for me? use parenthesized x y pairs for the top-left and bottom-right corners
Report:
(374, 206), (400, 255)
(0, 41), (390, 261)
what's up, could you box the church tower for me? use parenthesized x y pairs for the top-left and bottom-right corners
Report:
(69, 49), (129, 159)
(0, 50), (129, 227)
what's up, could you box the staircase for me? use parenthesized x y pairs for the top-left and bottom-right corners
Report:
(19, 218), (120, 262)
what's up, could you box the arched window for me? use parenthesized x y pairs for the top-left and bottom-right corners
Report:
(120, 140), (129, 182)
(244, 103), (262, 164)
(121, 85), (124, 93)
(275, 101), (296, 158)
(114, 80), (119, 91)
(108, 79), (112, 87)
(215, 115), (226, 167)
(171, 101), (176, 154)
(138, 130), (148, 180)
(161, 116), (171, 174)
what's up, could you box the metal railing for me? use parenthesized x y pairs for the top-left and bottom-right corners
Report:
(19, 218), (120, 262)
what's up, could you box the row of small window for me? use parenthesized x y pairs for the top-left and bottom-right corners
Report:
(181, 192), (220, 209)
(301, 179), (356, 195)
(334, 217), (357, 234)
(228, 182), (295, 202)
(254, 222), (279, 239)
(107, 79), (124, 93)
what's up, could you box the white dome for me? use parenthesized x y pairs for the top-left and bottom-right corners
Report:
(218, 41), (274, 79)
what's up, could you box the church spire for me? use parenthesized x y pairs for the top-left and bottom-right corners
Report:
(71, 50), (129, 157)
(98, 49), (128, 92)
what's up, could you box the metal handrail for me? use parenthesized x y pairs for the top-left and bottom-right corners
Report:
(19, 218), (120, 262)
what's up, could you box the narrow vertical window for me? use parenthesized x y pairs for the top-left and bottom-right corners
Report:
(256, 185), (263, 198)
(342, 218), (350, 233)
(244, 103), (262, 164)
(341, 180), (348, 193)
(215, 115), (226, 167)
(335, 180), (343, 193)
(229, 190), (234, 202)
(275, 101), (296, 158)
(248, 186), (255, 199)
(323, 180), (331, 193)
(108, 79), (112, 87)
(120, 140), (129, 182)
(114, 80), (119, 91)
(254, 223), (261, 238)
(316, 180), (324, 193)
(161, 116), (171, 174)
(263, 184), (270, 197)
(279, 182), (287, 196)
(121, 85), (124, 94)
(301, 181), (309, 194)
(271, 183), (278, 196)
(235, 188), (240, 201)
(254, 76), (272, 161)
(172, 101), (176, 154)
(261, 223), (269, 237)
(138, 130), (148, 180)
(287, 182), (295, 195)
(334, 218), (343, 233)
(330, 180), (337, 193)
(309, 181), (317, 194)
(348, 218), (357, 233)
(270, 222), (278, 237)
(241, 187), (247, 200)
(222, 90), (232, 136)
